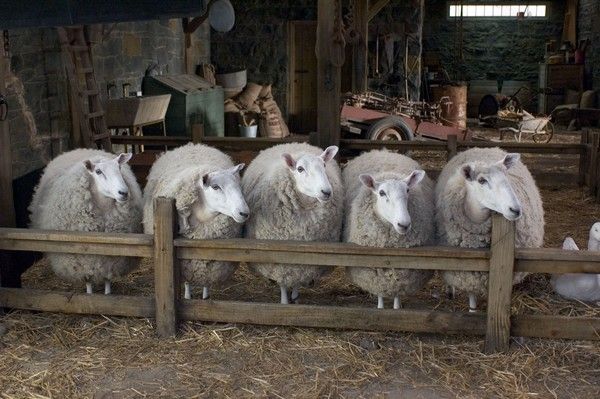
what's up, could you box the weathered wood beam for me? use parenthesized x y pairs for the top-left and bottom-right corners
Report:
(368, 0), (390, 21)
(351, 0), (369, 92)
(316, 0), (343, 148)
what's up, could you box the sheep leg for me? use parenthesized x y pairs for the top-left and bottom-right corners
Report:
(468, 294), (477, 312)
(202, 286), (210, 300)
(447, 285), (456, 300)
(184, 282), (191, 300)
(291, 287), (299, 303)
(393, 296), (401, 309)
(86, 282), (92, 294)
(280, 285), (289, 304)
(104, 281), (111, 295)
(377, 295), (384, 309)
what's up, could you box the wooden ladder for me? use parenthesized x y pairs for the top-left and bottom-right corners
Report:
(57, 26), (111, 151)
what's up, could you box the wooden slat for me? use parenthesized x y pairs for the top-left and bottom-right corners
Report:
(485, 214), (516, 353)
(351, 0), (368, 92)
(516, 248), (600, 273)
(179, 300), (486, 335)
(368, 0), (390, 21)
(153, 197), (178, 337)
(578, 130), (589, 186)
(512, 314), (600, 340)
(0, 287), (154, 318)
(446, 134), (457, 160)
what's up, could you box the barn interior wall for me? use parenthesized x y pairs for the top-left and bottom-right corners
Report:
(423, 0), (565, 89)
(6, 20), (210, 179)
(578, 0), (600, 89)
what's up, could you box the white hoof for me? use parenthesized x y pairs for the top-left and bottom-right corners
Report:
(377, 295), (384, 309)
(184, 282), (191, 300)
(468, 293), (477, 313)
(393, 296), (401, 309)
(202, 286), (209, 300)
(280, 285), (289, 304)
(104, 281), (111, 295)
(86, 282), (92, 294)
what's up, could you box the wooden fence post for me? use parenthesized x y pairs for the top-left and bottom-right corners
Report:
(589, 132), (599, 199)
(153, 197), (179, 337)
(191, 123), (204, 144)
(578, 129), (589, 187)
(446, 134), (458, 161)
(484, 213), (516, 353)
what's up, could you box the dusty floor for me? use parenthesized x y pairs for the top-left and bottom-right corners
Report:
(1, 127), (599, 398)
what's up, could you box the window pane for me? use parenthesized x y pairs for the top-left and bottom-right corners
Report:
(510, 5), (520, 16)
(484, 6), (494, 16)
(449, 5), (456, 17)
(449, 3), (547, 18)
(475, 5), (485, 16)
(537, 5), (546, 17)
(502, 5), (511, 16)
(493, 5), (502, 17)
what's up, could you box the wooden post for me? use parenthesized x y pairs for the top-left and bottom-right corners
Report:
(153, 197), (179, 337)
(316, 0), (343, 148)
(578, 129), (589, 187)
(446, 134), (458, 161)
(351, 0), (369, 93)
(191, 123), (204, 144)
(484, 213), (516, 353)
(589, 132), (599, 199)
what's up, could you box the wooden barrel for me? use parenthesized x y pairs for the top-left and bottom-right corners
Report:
(432, 84), (468, 129)
(468, 80), (499, 117)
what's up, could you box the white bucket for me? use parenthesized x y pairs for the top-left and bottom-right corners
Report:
(239, 124), (258, 138)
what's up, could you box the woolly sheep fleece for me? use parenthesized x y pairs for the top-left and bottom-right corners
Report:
(343, 150), (435, 297)
(29, 149), (143, 284)
(436, 147), (544, 296)
(143, 143), (242, 286)
(242, 143), (344, 287)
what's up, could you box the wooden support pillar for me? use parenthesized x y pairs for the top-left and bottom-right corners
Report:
(578, 129), (589, 187)
(446, 134), (457, 161)
(484, 213), (516, 353)
(0, 31), (17, 289)
(153, 197), (179, 337)
(351, 0), (369, 93)
(316, 0), (343, 148)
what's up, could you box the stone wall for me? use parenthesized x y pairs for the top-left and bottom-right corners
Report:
(5, 20), (210, 179)
(578, 0), (600, 89)
(423, 0), (564, 88)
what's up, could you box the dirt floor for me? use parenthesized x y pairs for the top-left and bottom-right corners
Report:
(1, 127), (599, 398)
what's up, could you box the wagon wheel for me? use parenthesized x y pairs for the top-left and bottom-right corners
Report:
(367, 116), (415, 141)
(532, 121), (554, 144)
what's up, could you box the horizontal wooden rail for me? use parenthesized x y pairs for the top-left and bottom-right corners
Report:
(0, 287), (155, 318)
(175, 239), (490, 271)
(341, 139), (585, 155)
(516, 248), (600, 273)
(111, 135), (189, 146)
(0, 228), (153, 257)
(178, 299), (487, 335)
(512, 314), (600, 340)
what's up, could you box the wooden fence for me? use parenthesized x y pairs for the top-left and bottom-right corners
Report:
(0, 197), (599, 354)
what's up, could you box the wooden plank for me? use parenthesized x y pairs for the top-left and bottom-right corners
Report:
(191, 123), (203, 144)
(578, 129), (589, 186)
(317, 0), (342, 147)
(484, 214), (516, 353)
(589, 132), (599, 197)
(153, 197), (178, 337)
(0, 287), (154, 318)
(368, 0), (390, 21)
(446, 134), (457, 160)
(516, 248), (600, 273)
(512, 314), (600, 341)
(179, 300), (486, 335)
(351, 0), (368, 92)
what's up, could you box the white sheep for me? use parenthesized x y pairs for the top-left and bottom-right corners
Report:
(551, 224), (600, 302)
(242, 143), (343, 304)
(143, 143), (248, 300)
(343, 150), (435, 309)
(29, 149), (143, 294)
(435, 148), (544, 311)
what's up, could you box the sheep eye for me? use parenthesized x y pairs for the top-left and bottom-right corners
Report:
(95, 169), (102, 175)
(379, 190), (386, 197)
(478, 177), (488, 185)
(297, 166), (305, 173)
(211, 185), (221, 190)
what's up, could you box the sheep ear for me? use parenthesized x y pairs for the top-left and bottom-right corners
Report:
(201, 173), (211, 188)
(405, 169), (425, 189)
(229, 163), (245, 175)
(461, 164), (475, 181)
(83, 160), (94, 173)
(359, 174), (377, 191)
(562, 237), (579, 250)
(116, 153), (133, 165)
(320, 146), (338, 163)
(500, 153), (520, 170)
(282, 153), (296, 169)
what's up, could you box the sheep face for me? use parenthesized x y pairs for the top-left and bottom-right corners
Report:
(461, 153), (523, 221)
(359, 170), (425, 235)
(200, 164), (249, 223)
(590, 223), (600, 243)
(84, 153), (132, 203)
(281, 146), (338, 203)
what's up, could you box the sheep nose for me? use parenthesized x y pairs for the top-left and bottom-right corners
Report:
(321, 189), (331, 198)
(397, 222), (411, 231)
(239, 211), (249, 219)
(509, 207), (521, 217)
(118, 190), (128, 199)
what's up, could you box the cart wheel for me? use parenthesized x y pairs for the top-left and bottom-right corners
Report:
(532, 121), (554, 144)
(367, 116), (415, 141)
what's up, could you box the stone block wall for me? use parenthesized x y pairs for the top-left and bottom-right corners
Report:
(578, 0), (600, 89)
(423, 0), (564, 89)
(5, 20), (210, 179)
